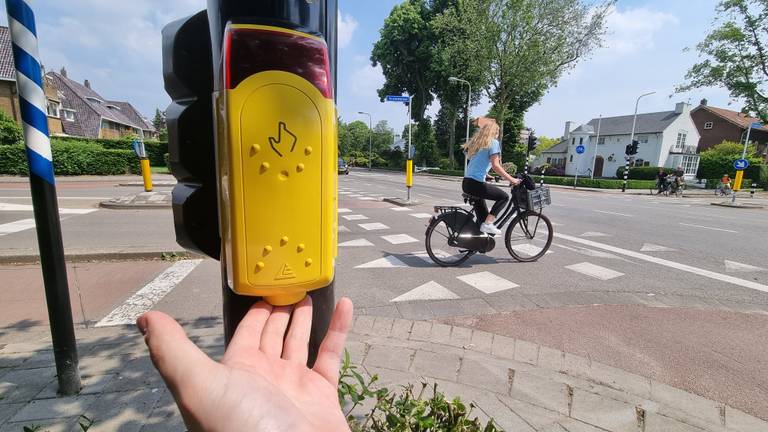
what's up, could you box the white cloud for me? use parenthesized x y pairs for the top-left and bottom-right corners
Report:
(601, 6), (679, 56)
(349, 63), (385, 97)
(338, 11), (359, 49)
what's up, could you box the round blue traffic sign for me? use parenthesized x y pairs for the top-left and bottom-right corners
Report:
(733, 159), (750, 170)
(575, 145), (585, 154)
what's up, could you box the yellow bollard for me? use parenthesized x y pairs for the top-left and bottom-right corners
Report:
(406, 159), (413, 187)
(140, 158), (153, 192)
(733, 170), (744, 191)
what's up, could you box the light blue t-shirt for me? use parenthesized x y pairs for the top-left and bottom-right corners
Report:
(465, 139), (501, 182)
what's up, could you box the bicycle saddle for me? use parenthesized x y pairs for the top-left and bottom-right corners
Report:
(462, 193), (482, 203)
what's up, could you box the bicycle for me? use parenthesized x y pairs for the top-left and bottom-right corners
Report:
(424, 175), (553, 267)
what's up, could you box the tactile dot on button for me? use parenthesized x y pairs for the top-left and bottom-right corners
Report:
(250, 144), (261, 155)
(256, 262), (265, 271)
(279, 170), (289, 180)
(297, 163), (305, 172)
(297, 243), (305, 252)
(304, 259), (313, 267)
(304, 146), (313, 155)
(260, 162), (270, 172)
(281, 236), (289, 245)
(263, 245), (272, 256)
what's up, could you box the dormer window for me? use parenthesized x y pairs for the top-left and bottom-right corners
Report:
(85, 96), (103, 104)
(62, 109), (75, 121)
(106, 104), (121, 110)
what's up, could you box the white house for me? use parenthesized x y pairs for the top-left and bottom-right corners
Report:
(537, 102), (701, 179)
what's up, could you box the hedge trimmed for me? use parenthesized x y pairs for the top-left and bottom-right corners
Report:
(0, 142), (139, 176)
(615, 166), (675, 180)
(539, 176), (656, 189)
(53, 136), (168, 166)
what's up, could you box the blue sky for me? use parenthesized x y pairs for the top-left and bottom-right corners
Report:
(1, 0), (738, 138)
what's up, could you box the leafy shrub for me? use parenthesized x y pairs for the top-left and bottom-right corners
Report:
(501, 162), (517, 175)
(0, 110), (22, 145)
(539, 175), (656, 189)
(163, 153), (170, 168)
(697, 141), (762, 179)
(425, 169), (464, 176)
(54, 136), (168, 166)
(533, 164), (565, 176)
(615, 166), (674, 180)
(0, 142), (139, 176)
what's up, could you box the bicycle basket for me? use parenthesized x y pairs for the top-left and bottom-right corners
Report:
(520, 186), (551, 210)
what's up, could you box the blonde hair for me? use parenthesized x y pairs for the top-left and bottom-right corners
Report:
(462, 123), (500, 158)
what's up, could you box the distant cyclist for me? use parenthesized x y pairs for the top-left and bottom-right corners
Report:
(462, 118), (521, 235)
(656, 168), (668, 194)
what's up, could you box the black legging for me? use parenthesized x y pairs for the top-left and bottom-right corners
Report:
(462, 177), (509, 223)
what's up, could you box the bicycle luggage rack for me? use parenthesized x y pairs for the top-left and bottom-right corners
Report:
(521, 186), (551, 211)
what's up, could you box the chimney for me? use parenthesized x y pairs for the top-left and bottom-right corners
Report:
(563, 121), (573, 139)
(674, 102), (690, 114)
(60, 66), (67, 78)
(84, 79), (91, 89)
(700, 98), (707, 106)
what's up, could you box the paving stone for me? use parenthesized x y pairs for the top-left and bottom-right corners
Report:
(394, 302), (435, 321)
(10, 395), (98, 422)
(554, 417), (608, 432)
(0, 352), (31, 368)
(537, 345), (564, 371)
(725, 407), (768, 431)
(490, 334), (515, 359)
(390, 318), (413, 340)
(569, 389), (638, 432)
(644, 412), (710, 431)
(467, 330), (493, 353)
(427, 298), (495, 318)
(510, 371), (570, 415)
(0, 343), (51, 354)
(651, 381), (723, 426)
(484, 293), (539, 312)
(587, 361), (651, 399)
(81, 389), (164, 432)
(457, 357), (510, 394)
(77, 354), (134, 377)
(371, 317), (394, 337)
(563, 351), (591, 376)
(430, 323), (452, 344)
(353, 315), (376, 335)
(344, 340), (369, 365)
(409, 321), (432, 342)
(364, 344), (414, 371)
(0, 367), (56, 403)
(411, 350), (460, 381)
(514, 340), (539, 365)
(0, 402), (24, 425)
(0, 415), (79, 432)
(498, 395), (568, 430)
(35, 374), (117, 399)
(447, 326), (472, 348)
(102, 357), (163, 393)
(362, 365), (417, 391)
(357, 304), (402, 318)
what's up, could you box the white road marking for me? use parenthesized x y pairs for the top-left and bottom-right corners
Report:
(356, 255), (408, 268)
(390, 207), (412, 212)
(381, 234), (418, 245)
(342, 214), (369, 221)
(554, 243), (621, 260)
(679, 223), (737, 233)
(0, 202), (97, 214)
(339, 239), (374, 247)
(566, 262), (624, 280)
(417, 194), (432, 198)
(724, 260), (766, 273)
(339, 192), (352, 195)
(556, 233), (768, 293)
(391, 281), (459, 302)
(580, 231), (611, 237)
(338, 226), (351, 233)
(410, 213), (433, 219)
(550, 222), (564, 227)
(0, 196), (111, 200)
(510, 244), (553, 256)
(411, 250), (451, 264)
(0, 218), (36, 235)
(348, 194), (363, 198)
(95, 259), (203, 327)
(640, 243), (675, 252)
(338, 208), (352, 213)
(359, 222), (389, 231)
(457, 271), (518, 294)
(358, 197), (376, 201)
(594, 210), (633, 217)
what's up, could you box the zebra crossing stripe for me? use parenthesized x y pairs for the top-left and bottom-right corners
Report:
(565, 262), (624, 280)
(355, 255), (407, 268)
(359, 222), (389, 231)
(457, 271), (518, 294)
(339, 239), (374, 247)
(381, 234), (418, 245)
(391, 281), (459, 302)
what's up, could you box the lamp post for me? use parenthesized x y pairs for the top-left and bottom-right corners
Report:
(623, 91), (655, 192)
(358, 111), (372, 170)
(449, 77), (471, 174)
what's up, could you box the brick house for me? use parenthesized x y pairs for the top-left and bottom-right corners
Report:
(47, 69), (158, 140)
(691, 99), (768, 159)
(0, 26), (63, 135)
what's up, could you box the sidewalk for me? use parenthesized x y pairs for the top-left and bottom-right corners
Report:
(1, 318), (765, 431)
(0, 174), (176, 184)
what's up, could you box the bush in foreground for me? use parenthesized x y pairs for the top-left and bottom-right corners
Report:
(0, 141), (139, 176)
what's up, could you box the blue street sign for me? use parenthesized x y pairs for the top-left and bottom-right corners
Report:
(751, 122), (763, 129)
(734, 159), (750, 170)
(575, 145), (585, 154)
(385, 95), (410, 103)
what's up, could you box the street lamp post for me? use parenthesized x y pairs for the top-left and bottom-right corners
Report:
(449, 77), (471, 174)
(358, 111), (372, 170)
(623, 91), (656, 192)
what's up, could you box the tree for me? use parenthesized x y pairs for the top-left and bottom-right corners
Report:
(697, 140), (762, 179)
(338, 120), (372, 157)
(533, 136), (561, 156)
(678, 0), (768, 122)
(0, 110), (22, 146)
(458, 0), (613, 141)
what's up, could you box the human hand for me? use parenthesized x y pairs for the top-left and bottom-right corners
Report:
(509, 177), (522, 186)
(137, 296), (354, 432)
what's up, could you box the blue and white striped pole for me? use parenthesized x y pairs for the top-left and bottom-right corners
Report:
(5, 0), (81, 395)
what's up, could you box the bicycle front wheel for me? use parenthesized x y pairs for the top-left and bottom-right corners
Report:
(504, 211), (553, 262)
(425, 218), (474, 267)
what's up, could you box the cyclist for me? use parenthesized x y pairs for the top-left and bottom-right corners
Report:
(717, 174), (732, 196)
(656, 168), (668, 194)
(462, 117), (521, 235)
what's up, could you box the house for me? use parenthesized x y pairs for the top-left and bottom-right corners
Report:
(536, 139), (568, 170)
(691, 99), (768, 158)
(46, 69), (157, 140)
(547, 102), (701, 179)
(0, 26), (63, 135)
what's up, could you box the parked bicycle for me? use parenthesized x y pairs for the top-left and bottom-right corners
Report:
(424, 174), (553, 266)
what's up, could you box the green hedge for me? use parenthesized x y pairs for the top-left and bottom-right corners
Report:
(53, 136), (168, 166)
(615, 166), (675, 180)
(425, 169), (464, 177)
(0, 142), (139, 176)
(539, 176), (656, 189)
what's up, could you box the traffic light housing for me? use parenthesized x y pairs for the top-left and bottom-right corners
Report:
(162, 11), (220, 260)
(527, 131), (538, 152)
(628, 140), (639, 155)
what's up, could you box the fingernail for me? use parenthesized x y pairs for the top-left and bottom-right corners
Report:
(136, 315), (148, 336)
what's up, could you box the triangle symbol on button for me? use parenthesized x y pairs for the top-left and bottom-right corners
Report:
(275, 264), (296, 280)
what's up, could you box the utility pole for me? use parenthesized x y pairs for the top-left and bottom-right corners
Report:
(358, 111), (372, 170)
(591, 116), (601, 179)
(449, 77), (471, 174)
(624, 92), (655, 192)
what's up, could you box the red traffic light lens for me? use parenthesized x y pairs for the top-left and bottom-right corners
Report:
(224, 25), (333, 99)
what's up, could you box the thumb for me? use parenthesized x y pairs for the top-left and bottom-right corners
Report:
(137, 311), (214, 393)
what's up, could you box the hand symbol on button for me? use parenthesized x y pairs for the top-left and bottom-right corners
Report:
(269, 122), (297, 158)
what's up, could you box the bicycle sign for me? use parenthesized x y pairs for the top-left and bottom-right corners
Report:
(576, 145), (585, 154)
(734, 159), (750, 170)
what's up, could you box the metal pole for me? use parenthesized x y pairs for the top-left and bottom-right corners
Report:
(407, 95), (413, 202)
(358, 111), (372, 170)
(624, 92), (655, 192)
(6, 0), (80, 395)
(464, 81), (471, 175)
(742, 125), (752, 160)
(591, 116), (601, 179)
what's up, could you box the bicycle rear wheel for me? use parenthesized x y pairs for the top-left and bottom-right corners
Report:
(425, 218), (474, 267)
(504, 211), (553, 262)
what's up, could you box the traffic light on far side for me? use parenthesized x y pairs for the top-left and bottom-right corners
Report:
(162, 11), (220, 260)
(629, 140), (639, 155)
(527, 132), (538, 152)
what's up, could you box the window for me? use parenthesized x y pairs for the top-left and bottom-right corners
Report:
(62, 109), (75, 121)
(86, 96), (103, 104)
(675, 131), (688, 151)
(682, 155), (699, 175)
(46, 100), (60, 117)
(597, 137), (606, 145)
(569, 155), (573, 162)
(704, 122), (713, 129)
(571, 138), (575, 145)
(546, 157), (551, 163)
(637, 135), (649, 144)
(579, 137), (583, 145)
(635, 158), (644, 166)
